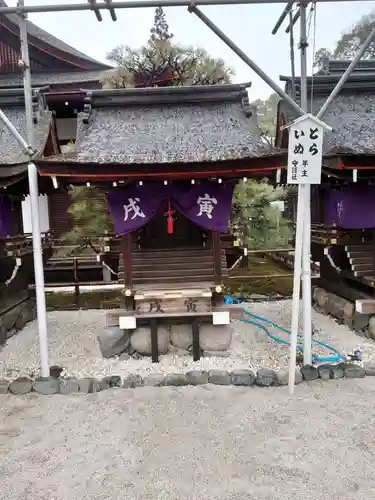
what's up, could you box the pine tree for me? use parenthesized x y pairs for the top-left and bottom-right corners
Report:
(63, 186), (113, 244)
(149, 7), (173, 43)
(232, 180), (292, 249)
(103, 7), (233, 88)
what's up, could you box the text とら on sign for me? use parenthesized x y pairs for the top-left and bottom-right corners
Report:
(283, 113), (332, 185)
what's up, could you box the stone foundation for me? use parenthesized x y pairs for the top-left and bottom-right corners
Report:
(0, 299), (36, 345)
(98, 323), (233, 359)
(0, 362), (370, 395)
(313, 286), (375, 337)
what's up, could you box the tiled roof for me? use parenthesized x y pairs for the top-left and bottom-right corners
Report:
(44, 83), (281, 165)
(0, 70), (107, 88)
(0, 88), (52, 165)
(278, 60), (375, 155)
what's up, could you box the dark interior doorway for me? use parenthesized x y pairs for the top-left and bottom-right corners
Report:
(139, 204), (205, 249)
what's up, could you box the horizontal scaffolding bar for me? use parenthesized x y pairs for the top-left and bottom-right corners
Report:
(0, 0), (371, 15)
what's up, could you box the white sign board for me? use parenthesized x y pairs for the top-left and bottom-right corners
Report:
(287, 115), (324, 185)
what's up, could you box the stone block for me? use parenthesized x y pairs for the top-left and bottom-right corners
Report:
(130, 326), (170, 356)
(313, 287), (329, 310)
(331, 365), (344, 379)
(256, 368), (276, 387)
(50, 365), (64, 379)
(98, 327), (130, 358)
(208, 369), (231, 385)
(200, 325), (232, 352)
(339, 362), (365, 379)
(33, 377), (60, 395)
(170, 325), (192, 350)
(300, 364), (319, 382)
(103, 375), (123, 388)
(123, 374), (144, 388)
(165, 373), (189, 386)
(275, 369), (302, 386)
(317, 364), (332, 381)
(2, 306), (20, 332)
(60, 378), (79, 394)
(78, 378), (95, 393)
(9, 377), (33, 395)
(231, 369), (255, 386)
(202, 350), (229, 358)
(186, 370), (209, 386)
(143, 373), (165, 387)
(368, 316), (375, 340)
(364, 363), (375, 376)
(0, 380), (9, 394)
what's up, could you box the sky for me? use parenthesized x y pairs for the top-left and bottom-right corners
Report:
(5, 0), (375, 99)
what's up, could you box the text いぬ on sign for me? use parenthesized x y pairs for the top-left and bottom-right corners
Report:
(286, 114), (326, 185)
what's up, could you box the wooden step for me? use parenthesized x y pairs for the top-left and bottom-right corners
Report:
(351, 263), (374, 272)
(346, 250), (372, 259)
(132, 247), (213, 256)
(354, 270), (375, 277)
(131, 262), (215, 271)
(132, 275), (216, 284)
(349, 256), (373, 264)
(345, 245), (372, 252)
(133, 267), (214, 277)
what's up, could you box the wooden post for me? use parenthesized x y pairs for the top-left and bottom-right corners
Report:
(122, 234), (134, 310)
(191, 319), (201, 361)
(122, 234), (132, 287)
(372, 230), (375, 298)
(150, 319), (159, 363)
(73, 257), (79, 304)
(211, 230), (222, 284)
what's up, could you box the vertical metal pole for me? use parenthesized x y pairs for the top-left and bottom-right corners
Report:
(288, 1), (310, 395)
(300, 4), (312, 366)
(19, 0), (50, 378)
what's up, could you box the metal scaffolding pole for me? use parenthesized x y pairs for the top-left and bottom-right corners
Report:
(19, 0), (50, 379)
(299, 4), (312, 367)
(0, 0), (369, 15)
(288, 1), (310, 394)
(189, 5), (304, 117)
(272, 0), (294, 35)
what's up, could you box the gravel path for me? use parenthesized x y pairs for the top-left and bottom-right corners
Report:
(1, 300), (375, 379)
(1, 380), (375, 500)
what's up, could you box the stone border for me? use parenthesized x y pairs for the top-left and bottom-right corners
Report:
(0, 362), (371, 395)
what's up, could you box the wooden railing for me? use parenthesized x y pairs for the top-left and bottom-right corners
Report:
(0, 232), (53, 257)
(311, 224), (373, 246)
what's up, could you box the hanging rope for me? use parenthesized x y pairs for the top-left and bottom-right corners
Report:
(164, 198), (176, 235)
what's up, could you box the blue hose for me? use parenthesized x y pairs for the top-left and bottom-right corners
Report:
(225, 295), (346, 363)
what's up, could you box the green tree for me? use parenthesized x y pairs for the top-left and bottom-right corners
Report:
(150, 6), (173, 43)
(232, 180), (292, 249)
(252, 92), (280, 138)
(63, 186), (113, 245)
(102, 7), (233, 88)
(314, 11), (375, 69)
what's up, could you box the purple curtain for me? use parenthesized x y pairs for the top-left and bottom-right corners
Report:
(172, 184), (234, 233)
(325, 186), (375, 229)
(108, 185), (165, 234)
(0, 198), (12, 237)
(107, 183), (234, 234)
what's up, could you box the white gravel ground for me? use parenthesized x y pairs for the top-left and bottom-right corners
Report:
(1, 300), (375, 380)
(1, 380), (375, 500)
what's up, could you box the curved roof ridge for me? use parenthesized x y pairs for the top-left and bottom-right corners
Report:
(0, 0), (110, 69)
